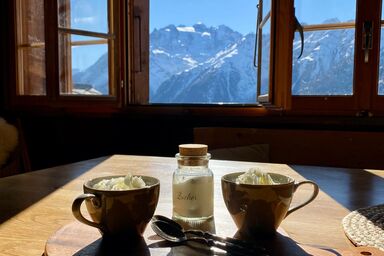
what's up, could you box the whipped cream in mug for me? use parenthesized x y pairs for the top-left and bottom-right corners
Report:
(93, 173), (147, 190)
(236, 168), (276, 185)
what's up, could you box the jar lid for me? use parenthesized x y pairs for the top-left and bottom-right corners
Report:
(179, 144), (208, 156)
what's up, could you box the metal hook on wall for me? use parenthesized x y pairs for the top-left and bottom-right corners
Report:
(294, 15), (304, 59)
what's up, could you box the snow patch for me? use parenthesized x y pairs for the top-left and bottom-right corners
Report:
(152, 49), (170, 56)
(301, 55), (314, 62)
(210, 44), (239, 69)
(176, 26), (196, 32)
(182, 57), (198, 66)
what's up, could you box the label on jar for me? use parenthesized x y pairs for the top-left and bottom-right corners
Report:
(173, 176), (213, 218)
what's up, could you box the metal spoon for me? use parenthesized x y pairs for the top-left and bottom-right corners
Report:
(151, 220), (269, 256)
(152, 215), (266, 253)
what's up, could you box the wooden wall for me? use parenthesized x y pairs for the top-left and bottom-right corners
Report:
(15, 113), (384, 171)
(19, 114), (192, 170)
(195, 127), (384, 169)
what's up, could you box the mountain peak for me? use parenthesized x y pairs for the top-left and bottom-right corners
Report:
(322, 18), (341, 24)
(217, 24), (234, 32)
(162, 24), (177, 32)
(193, 23), (208, 32)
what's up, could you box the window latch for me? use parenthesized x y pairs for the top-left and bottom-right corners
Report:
(362, 21), (373, 63)
(356, 110), (373, 117)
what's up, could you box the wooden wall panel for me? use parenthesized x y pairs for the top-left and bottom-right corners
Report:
(194, 127), (384, 169)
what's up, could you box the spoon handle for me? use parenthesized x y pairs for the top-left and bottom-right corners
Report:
(185, 230), (266, 253)
(195, 237), (269, 256)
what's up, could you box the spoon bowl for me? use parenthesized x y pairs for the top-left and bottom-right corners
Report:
(151, 220), (187, 243)
(152, 215), (183, 230)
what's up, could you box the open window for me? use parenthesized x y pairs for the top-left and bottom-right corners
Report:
(148, 0), (276, 105)
(291, 0), (384, 115)
(12, 0), (122, 109)
(255, 0), (272, 103)
(290, 0), (357, 112)
(57, 0), (117, 96)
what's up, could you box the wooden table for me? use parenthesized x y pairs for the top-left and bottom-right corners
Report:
(0, 155), (383, 255)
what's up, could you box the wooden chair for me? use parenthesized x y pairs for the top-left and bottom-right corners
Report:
(0, 118), (31, 178)
(194, 127), (270, 163)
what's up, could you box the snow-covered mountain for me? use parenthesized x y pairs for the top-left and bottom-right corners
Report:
(150, 24), (243, 99)
(151, 25), (261, 103)
(73, 53), (109, 94)
(292, 27), (355, 95)
(73, 22), (384, 101)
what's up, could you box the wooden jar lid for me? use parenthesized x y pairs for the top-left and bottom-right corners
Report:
(179, 144), (208, 156)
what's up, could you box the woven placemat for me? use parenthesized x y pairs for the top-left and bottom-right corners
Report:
(342, 204), (384, 251)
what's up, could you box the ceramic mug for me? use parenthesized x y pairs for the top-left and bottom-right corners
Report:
(221, 172), (319, 236)
(72, 175), (160, 238)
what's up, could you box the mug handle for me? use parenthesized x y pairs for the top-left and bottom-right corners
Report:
(286, 180), (319, 217)
(72, 193), (103, 230)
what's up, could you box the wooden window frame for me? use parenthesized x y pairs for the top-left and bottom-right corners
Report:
(255, 0), (272, 103)
(291, 21), (358, 114)
(5, 0), (384, 117)
(371, 2), (384, 113)
(129, 0), (149, 104)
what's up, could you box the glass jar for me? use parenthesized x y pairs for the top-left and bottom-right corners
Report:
(172, 144), (214, 223)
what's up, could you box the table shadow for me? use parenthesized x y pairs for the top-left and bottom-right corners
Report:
(147, 230), (325, 256)
(0, 156), (108, 224)
(72, 236), (150, 256)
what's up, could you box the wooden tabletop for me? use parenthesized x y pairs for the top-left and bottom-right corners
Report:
(0, 155), (383, 256)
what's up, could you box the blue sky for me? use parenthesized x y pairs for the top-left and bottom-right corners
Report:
(150, 0), (357, 34)
(68, 0), (357, 35)
(295, 0), (356, 24)
(150, 0), (259, 35)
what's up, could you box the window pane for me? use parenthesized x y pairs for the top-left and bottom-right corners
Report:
(16, 0), (46, 95)
(292, 29), (355, 95)
(295, 0), (356, 25)
(58, 0), (108, 33)
(378, 8), (384, 95)
(18, 48), (47, 95)
(263, 0), (271, 15)
(259, 19), (271, 96)
(292, 0), (356, 96)
(149, 0), (258, 104)
(58, 34), (109, 95)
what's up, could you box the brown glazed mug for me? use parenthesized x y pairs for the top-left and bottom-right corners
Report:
(221, 172), (319, 237)
(72, 175), (160, 238)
